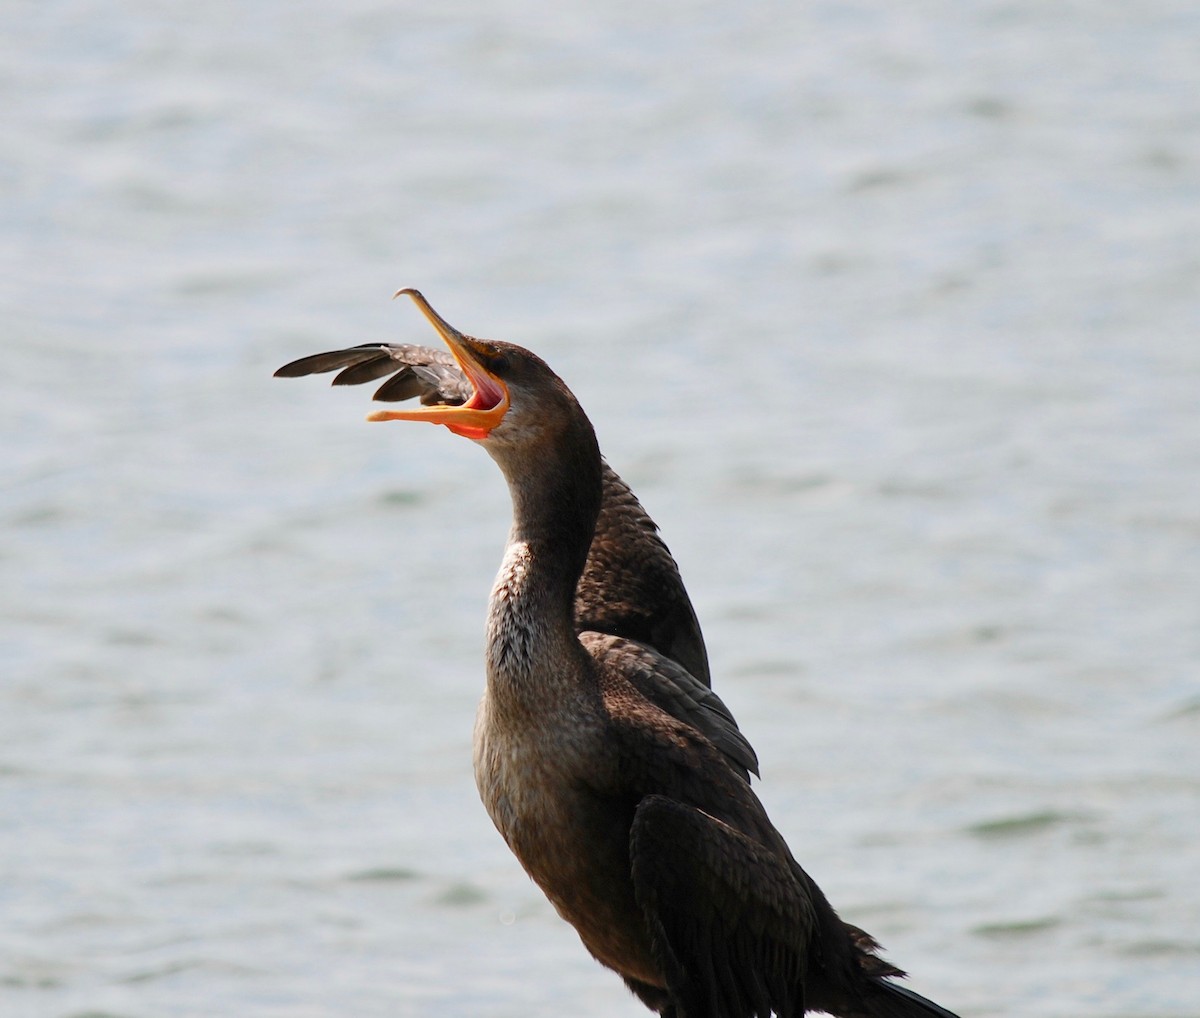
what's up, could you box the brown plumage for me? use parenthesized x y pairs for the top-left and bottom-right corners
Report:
(275, 290), (962, 1018)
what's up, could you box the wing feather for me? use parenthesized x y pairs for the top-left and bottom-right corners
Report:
(579, 463), (711, 687)
(273, 344), (392, 377)
(274, 343), (472, 405)
(583, 632), (758, 781)
(331, 354), (413, 386)
(630, 795), (813, 1018)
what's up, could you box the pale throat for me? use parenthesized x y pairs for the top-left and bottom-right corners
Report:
(484, 538), (582, 697)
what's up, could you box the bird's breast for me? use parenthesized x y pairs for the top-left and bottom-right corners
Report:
(472, 687), (609, 854)
(472, 691), (662, 987)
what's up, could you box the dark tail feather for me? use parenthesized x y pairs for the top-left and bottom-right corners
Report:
(862, 979), (963, 1018)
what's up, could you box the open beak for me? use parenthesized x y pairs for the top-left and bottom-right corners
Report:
(366, 289), (510, 440)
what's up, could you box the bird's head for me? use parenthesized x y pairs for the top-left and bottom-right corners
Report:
(367, 289), (589, 458)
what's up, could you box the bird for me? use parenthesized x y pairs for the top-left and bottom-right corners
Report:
(275, 289), (962, 1018)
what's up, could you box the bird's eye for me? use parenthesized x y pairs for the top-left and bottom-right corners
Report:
(489, 353), (510, 375)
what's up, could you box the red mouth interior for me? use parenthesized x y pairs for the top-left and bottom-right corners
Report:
(460, 362), (505, 412)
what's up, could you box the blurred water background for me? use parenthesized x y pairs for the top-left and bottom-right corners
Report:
(3, 2), (1199, 1016)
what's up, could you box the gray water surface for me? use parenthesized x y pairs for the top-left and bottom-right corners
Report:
(3, 3), (1199, 1017)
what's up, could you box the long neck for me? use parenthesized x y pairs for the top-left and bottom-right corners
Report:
(484, 418), (603, 704)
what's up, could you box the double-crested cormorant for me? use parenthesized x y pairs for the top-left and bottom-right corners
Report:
(275, 290), (961, 1018)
